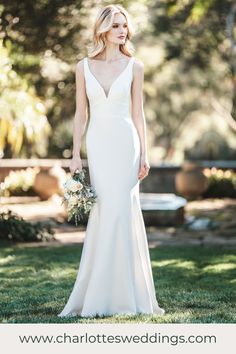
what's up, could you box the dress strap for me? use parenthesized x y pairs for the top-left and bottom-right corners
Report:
(83, 57), (88, 72)
(83, 57), (89, 83)
(129, 57), (135, 82)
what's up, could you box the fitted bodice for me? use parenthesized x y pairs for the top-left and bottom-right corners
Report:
(83, 57), (135, 119)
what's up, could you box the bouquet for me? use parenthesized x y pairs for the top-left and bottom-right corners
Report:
(61, 168), (97, 226)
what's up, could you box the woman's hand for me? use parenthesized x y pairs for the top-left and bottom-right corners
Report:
(138, 154), (150, 180)
(69, 156), (83, 175)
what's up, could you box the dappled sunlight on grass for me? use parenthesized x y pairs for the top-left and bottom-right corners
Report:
(0, 244), (235, 323)
(153, 259), (183, 266)
(156, 260), (196, 270)
(0, 255), (16, 265)
(204, 263), (236, 273)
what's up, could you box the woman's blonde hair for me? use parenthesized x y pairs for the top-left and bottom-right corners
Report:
(87, 4), (135, 58)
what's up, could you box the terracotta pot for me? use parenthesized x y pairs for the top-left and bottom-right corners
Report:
(34, 166), (66, 200)
(175, 161), (209, 199)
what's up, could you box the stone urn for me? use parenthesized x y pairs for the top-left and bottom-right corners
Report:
(175, 161), (209, 200)
(34, 165), (67, 200)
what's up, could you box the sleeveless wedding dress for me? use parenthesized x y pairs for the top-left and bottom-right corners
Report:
(57, 56), (165, 318)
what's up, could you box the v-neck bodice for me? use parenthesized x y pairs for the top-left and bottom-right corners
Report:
(85, 57), (134, 100)
(83, 56), (135, 119)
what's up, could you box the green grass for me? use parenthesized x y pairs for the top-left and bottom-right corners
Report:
(0, 243), (235, 323)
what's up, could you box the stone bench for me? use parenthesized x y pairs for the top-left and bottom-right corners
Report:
(139, 193), (187, 226)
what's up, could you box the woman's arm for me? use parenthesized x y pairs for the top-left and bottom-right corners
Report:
(69, 59), (88, 174)
(72, 59), (88, 158)
(131, 59), (150, 180)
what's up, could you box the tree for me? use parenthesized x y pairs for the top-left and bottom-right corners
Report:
(143, 0), (236, 160)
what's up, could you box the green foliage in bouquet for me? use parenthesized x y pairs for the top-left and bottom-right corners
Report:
(0, 210), (55, 243)
(61, 168), (97, 226)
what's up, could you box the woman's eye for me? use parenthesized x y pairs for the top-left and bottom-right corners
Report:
(112, 24), (127, 28)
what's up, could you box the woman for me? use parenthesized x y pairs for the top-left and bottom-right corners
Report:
(58, 4), (165, 318)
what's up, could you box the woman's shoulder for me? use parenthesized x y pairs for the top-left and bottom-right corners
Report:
(133, 57), (144, 76)
(76, 57), (87, 65)
(133, 57), (144, 68)
(75, 57), (87, 73)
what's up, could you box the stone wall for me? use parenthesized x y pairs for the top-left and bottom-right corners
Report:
(1, 159), (236, 194)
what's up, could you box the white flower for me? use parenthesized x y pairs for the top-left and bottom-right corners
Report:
(68, 195), (78, 207)
(64, 192), (70, 200)
(64, 177), (83, 192)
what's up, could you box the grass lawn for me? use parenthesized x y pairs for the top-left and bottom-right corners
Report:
(0, 243), (235, 323)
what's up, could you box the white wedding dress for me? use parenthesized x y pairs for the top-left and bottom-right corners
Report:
(58, 56), (165, 318)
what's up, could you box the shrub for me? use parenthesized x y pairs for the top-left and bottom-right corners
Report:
(0, 167), (39, 197)
(0, 209), (55, 242)
(203, 168), (236, 198)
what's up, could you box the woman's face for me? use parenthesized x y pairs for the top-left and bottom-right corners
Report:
(105, 13), (128, 45)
